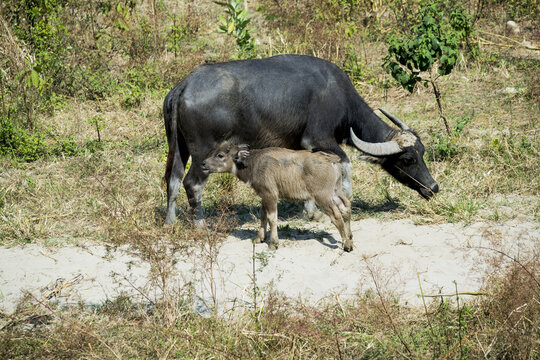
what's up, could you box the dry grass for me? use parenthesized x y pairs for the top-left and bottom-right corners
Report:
(1, 42), (537, 244)
(0, 0), (539, 358)
(1, 249), (538, 359)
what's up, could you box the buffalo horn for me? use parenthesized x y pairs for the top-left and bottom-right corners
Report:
(350, 128), (403, 156)
(378, 108), (411, 131)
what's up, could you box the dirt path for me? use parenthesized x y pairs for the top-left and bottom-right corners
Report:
(1, 219), (538, 314)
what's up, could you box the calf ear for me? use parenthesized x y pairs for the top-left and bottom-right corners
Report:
(359, 155), (385, 164)
(235, 149), (250, 164)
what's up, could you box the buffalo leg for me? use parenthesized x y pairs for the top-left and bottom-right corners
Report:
(183, 160), (209, 226)
(341, 161), (353, 199)
(164, 140), (189, 224)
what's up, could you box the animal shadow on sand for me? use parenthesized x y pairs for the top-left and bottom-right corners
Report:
(224, 200), (342, 249)
(231, 227), (340, 250)
(351, 197), (401, 216)
(156, 197), (400, 250)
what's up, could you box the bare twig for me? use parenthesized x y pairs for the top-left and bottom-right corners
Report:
(240, 330), (291, 340)
(429, 76), (451, 135)
(475, 246), (540, 292)
(420, 291), (488, 298)
(251, 240), (258, 316)
(119, 273), (155, 306)
(160, 337), (178, 360)
(478, 30), (540, 50)
(455, 282), (464, 360)
(363, 256), (413, 357)
(29, 293), (122, 359)
(477, 36), (540, 51)
(417, 273), (440, 356)
(332, 313), (344, 360)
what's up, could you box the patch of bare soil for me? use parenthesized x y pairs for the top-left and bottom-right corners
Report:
(1, 219), (538, 314)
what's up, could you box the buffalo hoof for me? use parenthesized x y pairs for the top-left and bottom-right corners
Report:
(163, 215), (175, 225)
(343, 243), (353, 252)
(194, 218), (206, 228)
(268, 242), (279, 251)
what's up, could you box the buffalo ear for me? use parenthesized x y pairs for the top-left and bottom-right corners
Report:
(359, 155), (385, 164)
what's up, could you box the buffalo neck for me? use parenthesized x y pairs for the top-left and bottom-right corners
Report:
(350, 99), (396, 143)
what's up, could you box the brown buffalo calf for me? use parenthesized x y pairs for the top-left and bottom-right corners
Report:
(201, 143), (353, 251)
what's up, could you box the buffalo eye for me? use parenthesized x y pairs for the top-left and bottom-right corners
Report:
(401, 155), (416, 165)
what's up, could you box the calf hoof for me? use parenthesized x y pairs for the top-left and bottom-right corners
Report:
(268, 242), (279, 251)
(343, 243), (353, 252)
(303, 208), (325, 222)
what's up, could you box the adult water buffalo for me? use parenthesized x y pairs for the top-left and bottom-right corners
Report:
(163, 54), (438, 224)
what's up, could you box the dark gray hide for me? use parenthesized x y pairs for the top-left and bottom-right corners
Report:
(163, 54), (438, 224)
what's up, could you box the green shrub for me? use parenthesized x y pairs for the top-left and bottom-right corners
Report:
(0, 117), (47, 161)
(429, 115), (471, 161)
(383, 1), (475, 134)
(0, 117), (84, 161)
(215, 0), (256, 57)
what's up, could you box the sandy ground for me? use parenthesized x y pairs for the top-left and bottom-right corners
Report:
(1, 218), (538, 314)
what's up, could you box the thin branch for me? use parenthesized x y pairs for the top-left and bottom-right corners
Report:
(477, 35), (540, 51)
(364, 257), (413, 357)
(417, 273), (440, 356)
(475, 246), (540, 292)
(420, 291), (488, 298)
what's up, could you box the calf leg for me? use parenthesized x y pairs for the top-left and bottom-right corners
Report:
(334, 192), (353, 250)
(303, 199), (323, 221)
(262, 199), (279, 250)
(256, 206), (268, 243)
(315, 195), (352, 252)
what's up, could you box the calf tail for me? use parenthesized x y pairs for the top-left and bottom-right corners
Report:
(311, 148), (341, 164)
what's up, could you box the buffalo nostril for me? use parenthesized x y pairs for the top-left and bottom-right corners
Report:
(201, 160), (206, 167)
(431, 183), (439, 193)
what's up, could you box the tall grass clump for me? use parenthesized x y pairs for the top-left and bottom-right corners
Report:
(2, 251), (538, 358)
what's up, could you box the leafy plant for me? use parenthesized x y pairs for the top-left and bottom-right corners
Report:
(383, 1), (474, 135)
(0, 116), (46, 161)
(343, 44), (373, 84)
(215, 0), (255, 57)
(430, 115), (471, 161)
(87, 115), (105, 143)
(167, 16), (188, 58)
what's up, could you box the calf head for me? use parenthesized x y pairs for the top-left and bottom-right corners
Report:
(201, 143), (250, 175)
(350, 109), (439, 199)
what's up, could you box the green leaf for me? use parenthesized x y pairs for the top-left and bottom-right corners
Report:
(30, 69), (39, 88)
(227, 21), (235, 34)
